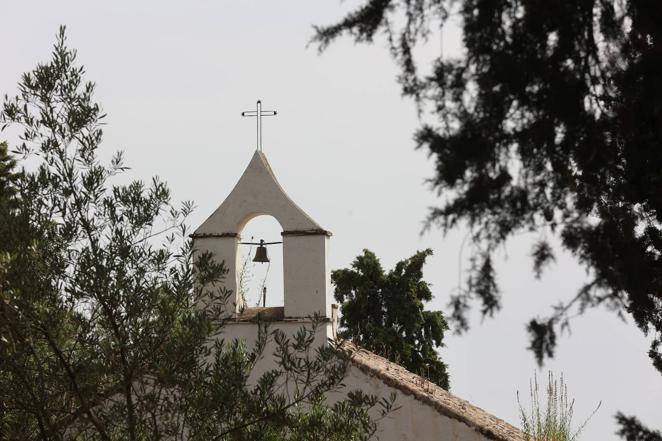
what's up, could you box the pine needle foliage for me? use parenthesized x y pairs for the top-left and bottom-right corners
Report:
(615, 413), (662, 441)
(313, 0), (662, 381)
(315, 2), (662, 435)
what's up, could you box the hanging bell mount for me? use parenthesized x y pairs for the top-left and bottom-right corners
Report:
(239, 239), (282, 264)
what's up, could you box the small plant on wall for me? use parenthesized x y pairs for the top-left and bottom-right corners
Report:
(518, 372), (600, 441)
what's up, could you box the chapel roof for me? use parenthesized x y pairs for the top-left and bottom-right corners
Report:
(340, 341), (528, 441)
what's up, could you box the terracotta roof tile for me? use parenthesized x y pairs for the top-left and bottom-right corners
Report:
(339, 341), (528, 441)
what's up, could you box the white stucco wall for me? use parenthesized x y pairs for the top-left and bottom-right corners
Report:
(193, 235), (241, 315)
(218, 320), (334, 380)
(283, 234), (331, 317)
(218, 319), (500, 441)
(339, 366), (493, 441)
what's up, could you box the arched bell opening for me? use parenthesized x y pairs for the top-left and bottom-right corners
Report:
(237, 214), (284, 309)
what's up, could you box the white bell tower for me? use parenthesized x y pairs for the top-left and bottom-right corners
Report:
(192, 150), (333, 324)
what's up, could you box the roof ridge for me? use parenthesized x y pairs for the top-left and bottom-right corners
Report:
(338, 341), (528, 441)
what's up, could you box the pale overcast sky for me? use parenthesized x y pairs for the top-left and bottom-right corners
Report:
(1, 1), (660, 439)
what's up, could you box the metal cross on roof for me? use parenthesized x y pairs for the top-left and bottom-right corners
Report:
(241, 100), (277, 151)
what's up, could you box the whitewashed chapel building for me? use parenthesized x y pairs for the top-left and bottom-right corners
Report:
(192, 112), (526, 440)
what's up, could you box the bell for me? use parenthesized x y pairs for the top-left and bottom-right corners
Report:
(253, 242), (270, 263)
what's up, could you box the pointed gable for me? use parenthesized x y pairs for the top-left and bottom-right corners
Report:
(194, 151), (326, 236)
